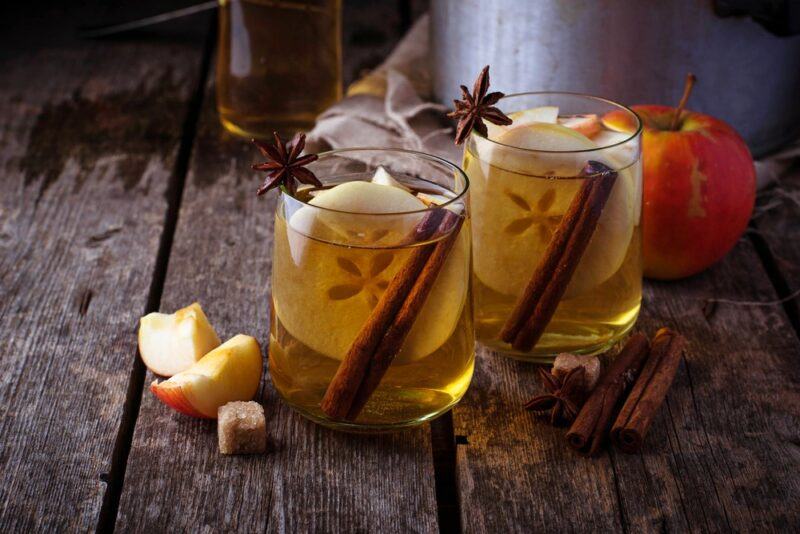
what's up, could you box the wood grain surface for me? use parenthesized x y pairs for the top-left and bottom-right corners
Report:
(0, 43), (205, 530)
(114, 76), (439, 532)
(752, 168), (800, 335)
(2, 1), (799, 532)
(454, 237), (800, 533)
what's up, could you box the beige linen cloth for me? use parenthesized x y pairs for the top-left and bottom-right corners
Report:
(305, 15), (460, 166)
(306, 14), (798, 191)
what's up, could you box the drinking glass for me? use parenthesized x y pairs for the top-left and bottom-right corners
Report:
(269, 148), (473, 431)
(216, 0), (342, 138)
(462, 92), (643, 362)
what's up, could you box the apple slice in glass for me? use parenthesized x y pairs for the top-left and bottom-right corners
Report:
(470, 120), (635, 299)
(274, 168), (469, 363)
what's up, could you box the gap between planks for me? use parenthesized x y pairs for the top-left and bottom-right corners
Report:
(95, 17), (217, 533)
(85, 9), (470, 532)
(430, 412), (463, 534)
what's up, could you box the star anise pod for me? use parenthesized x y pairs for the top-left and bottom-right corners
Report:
(447, 65), (512, 145)
(251, 132), (321, 196)
(525, 366), (586, 426)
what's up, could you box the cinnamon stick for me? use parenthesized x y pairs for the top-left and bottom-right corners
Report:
(501, 161), (618, 352)
(566, 333), (650, 456)
(346, 213), (464, 419)
(611, 328), (687, 453)
(320, 209), (463, 421)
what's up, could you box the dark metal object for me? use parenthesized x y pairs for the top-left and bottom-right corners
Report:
(431, 0), (800, 156)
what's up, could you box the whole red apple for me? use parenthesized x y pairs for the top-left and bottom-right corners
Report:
(605, 76), (755, 280)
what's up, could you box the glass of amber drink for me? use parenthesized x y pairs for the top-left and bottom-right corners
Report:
(270, 148), (473, 431)
(463, 92), (642, 362)
(216, 0), (342, 138)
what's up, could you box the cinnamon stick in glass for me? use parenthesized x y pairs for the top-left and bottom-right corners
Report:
(321, 209), (463, 421)
(611, 328), (687, 453)
(501, 161), (618, 352)
(566, 333), (650, 457)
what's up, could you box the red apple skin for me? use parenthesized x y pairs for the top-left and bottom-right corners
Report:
(632, 105), (755, 280)
(150, 382), (210, 419)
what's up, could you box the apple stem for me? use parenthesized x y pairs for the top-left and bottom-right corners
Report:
(670, 73), (697, 130)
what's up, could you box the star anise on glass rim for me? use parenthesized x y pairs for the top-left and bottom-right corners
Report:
(525, 366), (586, 426)
(251, 132), (321, 196)
(447, 65), (513, 145)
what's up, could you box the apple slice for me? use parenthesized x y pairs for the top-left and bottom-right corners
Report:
(138, 302), (221, 377)
(486, 106), (559, 140)
(286, 180), (428, 250)
(417, 191), (452, 206)
(311, 180), (424, 215)
(474, 121), (596, 177)
(601, 109), (638, 134)
(508, 106), (559, 126)
(468, 121), (636, 299)
(558, 114), (601, 138)
(274, 180), (469, 362)
(592, 130), (632, 148)
(371, 166), (411, 192)
(150, 334), (262, 419)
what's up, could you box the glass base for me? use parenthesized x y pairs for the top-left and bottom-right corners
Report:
(480, 312), (640, 364)
(278, 393), (464, 434)
(219, 115), (316, 140)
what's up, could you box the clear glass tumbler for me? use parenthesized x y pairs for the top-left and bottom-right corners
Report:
(216, 0), (342, 138)
(462, 92), (643, 362)
(269, 148), (473, 431)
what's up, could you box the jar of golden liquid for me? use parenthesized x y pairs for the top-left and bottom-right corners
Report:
(216, 0), (342, 138)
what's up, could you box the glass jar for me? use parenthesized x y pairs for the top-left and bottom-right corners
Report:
(269, 148), (473, 431)
(462, 92), (643, 362)
(216, 0), (342, 138)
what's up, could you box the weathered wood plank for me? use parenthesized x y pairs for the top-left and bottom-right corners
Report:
(115, 78), (440, 532)
(615, 241), (800, 531)
(752, 169), (800, 332)
(454, 352), (624, 533)
(454, 237), (800, 532)
(0, 44), (205, 530)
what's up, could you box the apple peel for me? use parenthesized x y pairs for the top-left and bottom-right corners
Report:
(559, 114), (601, 138)
(150, 334), (263, 419)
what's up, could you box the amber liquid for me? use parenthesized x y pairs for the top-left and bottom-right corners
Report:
(269, 186), (474, 430)
(216, 0), (342, 138)
(464, 125), (642, 362)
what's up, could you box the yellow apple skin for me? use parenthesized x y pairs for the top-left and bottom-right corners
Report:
(150, 335), (263, 418)
(138, 302), (221, 377)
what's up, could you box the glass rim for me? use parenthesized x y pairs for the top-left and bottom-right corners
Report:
(470, 91), (643, 154)
(281, 147), (470, 217)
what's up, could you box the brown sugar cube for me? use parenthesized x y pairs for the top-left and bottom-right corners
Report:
(218, 401), (266, 455)
(552, 353), (601, 391)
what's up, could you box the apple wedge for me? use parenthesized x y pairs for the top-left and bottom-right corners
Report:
(138, 302), (221, 377)
(275, 175), (469, 363)
(485, 105), (559, 140)
(558, 114), (601, 137)
(601, 109), (638, 134)
(371, 165), (411, 192)
(150, 334), (263, 419)
(469, 121), (636, 299)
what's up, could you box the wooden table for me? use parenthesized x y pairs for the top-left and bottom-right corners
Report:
(2, 3), (799, 532)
